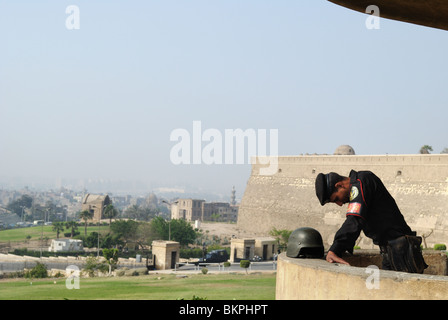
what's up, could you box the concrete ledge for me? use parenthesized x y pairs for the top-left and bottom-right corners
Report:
(276, 253), (448, 300)
(343, 249), (448, 276)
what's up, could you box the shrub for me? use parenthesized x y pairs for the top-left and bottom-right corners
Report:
(240, 260), (250, 268)
(83, 255), (107, 277)
(201, 268), (208, 275)
(3, 271), (25, 279)
(64, 232), (80, 238)
(180, 247), (204, 259)
(25, 262), (48, 279)
(131, 268), (148, 276)
(240, 260), (250, 274)
(434, 244), (446, 251)
(116, 270), (126, 277)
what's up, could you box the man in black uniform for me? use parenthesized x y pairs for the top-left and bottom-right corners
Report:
(315, 170), (427, 273)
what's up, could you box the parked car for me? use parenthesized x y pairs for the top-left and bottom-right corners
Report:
(196, 249), (229, 264)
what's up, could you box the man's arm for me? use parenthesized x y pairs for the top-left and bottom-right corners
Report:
(327, 215), (364, 264)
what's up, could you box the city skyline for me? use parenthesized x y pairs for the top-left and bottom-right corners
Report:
(1, 1), (447, 198)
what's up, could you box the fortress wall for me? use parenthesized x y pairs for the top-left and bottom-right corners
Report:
(237, 154), (448, 249)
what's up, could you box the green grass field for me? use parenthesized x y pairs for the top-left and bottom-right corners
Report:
(0, 273), (276, 300)
(0, 225), (109, 243)
(1, 226), (276, 300)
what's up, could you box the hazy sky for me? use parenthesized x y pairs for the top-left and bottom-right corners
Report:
(1, 1), (448, 198)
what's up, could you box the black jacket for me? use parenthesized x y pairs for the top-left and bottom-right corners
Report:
(329, 170), (414, 256)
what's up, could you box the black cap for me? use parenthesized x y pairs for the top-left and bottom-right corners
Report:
(315, 173), (337, 206)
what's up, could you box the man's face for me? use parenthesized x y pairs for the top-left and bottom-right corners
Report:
(329, 185), (350, 206)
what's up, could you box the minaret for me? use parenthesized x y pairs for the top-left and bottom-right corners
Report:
(230, 186), (236, 206)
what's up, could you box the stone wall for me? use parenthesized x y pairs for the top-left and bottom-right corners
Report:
(237, 154), (448, 249)
(276, 253), (448, 300)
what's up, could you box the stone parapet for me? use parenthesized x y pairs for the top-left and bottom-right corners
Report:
(276, 252), (448, 300)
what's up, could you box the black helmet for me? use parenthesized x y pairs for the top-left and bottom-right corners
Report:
(286, 227), (324, 258)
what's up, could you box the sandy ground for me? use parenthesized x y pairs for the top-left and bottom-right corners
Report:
(197, 222), (256, 239)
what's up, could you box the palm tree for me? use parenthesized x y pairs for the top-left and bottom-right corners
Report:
(65, 221), (78, 238)
(52, 222), (65, 239)
(103, 204), (118, 228)
(79, 210), (94, 236)
(420, 145), (433, 154)
(269, 227), (292, 252)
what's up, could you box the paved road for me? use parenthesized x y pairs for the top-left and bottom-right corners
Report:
(175, 261), (278, 273)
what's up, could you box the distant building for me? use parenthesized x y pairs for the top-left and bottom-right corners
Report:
(170, 198), (238, 222)
(48, 239), (83, 252)
(231, 186), (236, 206)
(81, 194), (111, 222)
(171, 199), (204, 221)
(202, 202), (238, 222)
(333, 144), (356, 155)
(230, 237), (277, 262)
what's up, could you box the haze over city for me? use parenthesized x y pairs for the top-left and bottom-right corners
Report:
(1, 1), (447, 199)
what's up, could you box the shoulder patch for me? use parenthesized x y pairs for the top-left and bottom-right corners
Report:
(347, 202), (362, 214)
(350, 186), (359, 201)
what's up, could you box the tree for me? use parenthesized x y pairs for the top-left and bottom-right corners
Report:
(269, 227), (292, 252)
(169, 219), (198, 246)
(79, 210), (93, 236)
(103, 204), (118, 227)
(240, 260), (251, 274)
(83, 232), (99, 248)
(83, 255), (103, 277)
(102, 248), (119, 276)
(441, 147), (448, 154)
(52, 222), (65, 239)
(110, 220), (140, 249)
(148, 217), (198, 246)
(124, 204), (156, 221)
(136, 222), (160, 250)
(25, 262), (47, 279)
(65, 221), (78, 238)
(124, 205), (140, 220)
(7, 194), (33, 218)
(149, 216), (169, 239)
(419, 145), (433, 154)
(41, 201), (67, 222)
(101, 233), (123, 249)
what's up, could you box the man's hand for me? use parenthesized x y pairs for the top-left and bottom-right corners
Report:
(326, 251), (350, 265)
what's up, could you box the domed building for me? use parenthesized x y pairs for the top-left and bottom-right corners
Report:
(334, 145), (355, 155)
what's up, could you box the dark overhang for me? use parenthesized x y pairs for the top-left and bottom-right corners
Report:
(328, 0), (448, 31)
